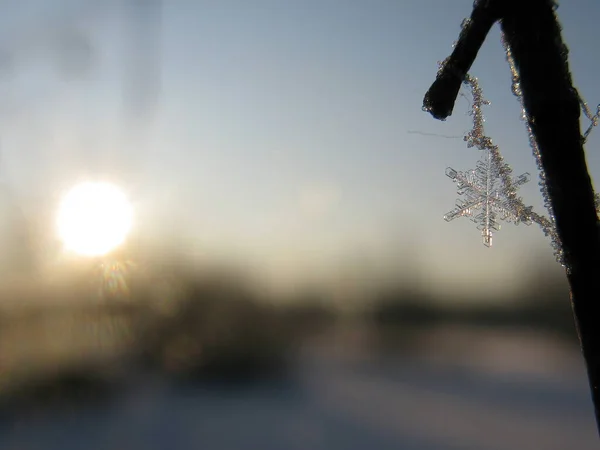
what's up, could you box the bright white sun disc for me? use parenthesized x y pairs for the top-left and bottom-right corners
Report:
(57, 181), (133, 257)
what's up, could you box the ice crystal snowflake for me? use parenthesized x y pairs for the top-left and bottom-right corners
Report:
(430, 13), (600, 266)
(437, 62), (597, 262)
(444, 150), (532, 247)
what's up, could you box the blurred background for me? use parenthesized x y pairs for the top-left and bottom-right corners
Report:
(0, 0), (598, 449)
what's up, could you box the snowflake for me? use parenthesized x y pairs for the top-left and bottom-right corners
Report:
(428, 16), (599, 265)
(444, 150), (532, 247)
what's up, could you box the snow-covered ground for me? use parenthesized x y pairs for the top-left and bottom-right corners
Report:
(0, 327), (597, 450)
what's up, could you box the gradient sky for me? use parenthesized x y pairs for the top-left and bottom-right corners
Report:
(0, 0), (598, 295)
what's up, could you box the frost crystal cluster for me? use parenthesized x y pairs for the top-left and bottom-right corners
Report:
(441, 21), (600, 265)
(444, 152), (531, 248)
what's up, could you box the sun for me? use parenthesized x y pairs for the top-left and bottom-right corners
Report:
(57, 181), (133, 257)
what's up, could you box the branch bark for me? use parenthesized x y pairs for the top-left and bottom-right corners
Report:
(424, 0), (600, 433)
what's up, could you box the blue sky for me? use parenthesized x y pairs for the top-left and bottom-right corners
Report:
(0, 0), (598, 295)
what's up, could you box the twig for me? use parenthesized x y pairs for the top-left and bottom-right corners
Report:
(423, 0), (600, 433)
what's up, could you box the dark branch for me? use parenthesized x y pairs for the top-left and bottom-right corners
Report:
(423, 0), (502, 120)
(423, 0), (600, 433)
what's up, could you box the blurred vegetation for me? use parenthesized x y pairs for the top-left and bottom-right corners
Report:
(135, 272), (296, 381)
(369, 261), (578, 351)
(0, 252), (580, 414)
(0, 262), (315, 412)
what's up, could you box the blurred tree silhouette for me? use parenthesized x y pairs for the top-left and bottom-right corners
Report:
(370, 253), (577, 345)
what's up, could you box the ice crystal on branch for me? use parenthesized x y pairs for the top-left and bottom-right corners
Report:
(501, 34), (600, 264)
(434, 18), (600, 263)
(430, 14), (600, 266)
(443, 74), (537, 247)
(442, 73), (557, 250)
(445, 150), (531, 247)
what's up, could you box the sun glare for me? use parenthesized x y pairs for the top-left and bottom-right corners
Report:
(57, 181), (133, 257)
